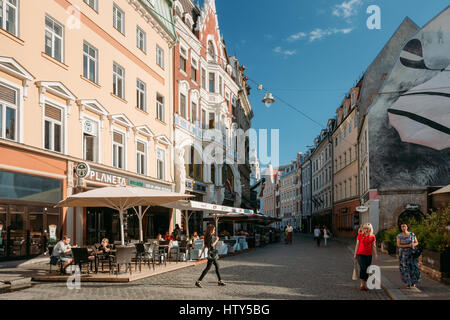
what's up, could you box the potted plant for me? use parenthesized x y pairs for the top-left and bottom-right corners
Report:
(409, 207), (450, 276)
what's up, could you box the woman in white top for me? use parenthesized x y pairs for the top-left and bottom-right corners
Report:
(323, 226), (330, 246)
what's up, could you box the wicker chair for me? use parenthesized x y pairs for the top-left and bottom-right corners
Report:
(110, 246), (134, 276)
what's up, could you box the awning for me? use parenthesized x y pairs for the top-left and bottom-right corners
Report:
(430, 185), (450, 195)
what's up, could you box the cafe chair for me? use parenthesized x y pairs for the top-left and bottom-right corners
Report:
(48, 246), (64, 274)
(169, 241), (180, 263)
(71, 248), (94, 274)
(132, 243), (151, 272)
(178, 240), (188, 262)
(110, 246), (133, 276)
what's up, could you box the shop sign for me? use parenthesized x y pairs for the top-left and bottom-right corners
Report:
(356, 206), (369, 212)
(49, 224), (57, 242)
(87, 170), (127, 186)
(75, 162), (90, 179)
(406, 204), (420, 211)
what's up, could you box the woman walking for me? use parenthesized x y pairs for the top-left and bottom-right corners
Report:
(195, 224), (226, 288)
(397, 223), (421, 288)
(353, 223), (377, 291)
(323, 226), (330, 246)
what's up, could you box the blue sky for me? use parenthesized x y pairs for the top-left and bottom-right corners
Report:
(206, 0), (449, 168)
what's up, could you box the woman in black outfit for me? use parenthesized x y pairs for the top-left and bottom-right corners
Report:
(195, 224), (226, 288)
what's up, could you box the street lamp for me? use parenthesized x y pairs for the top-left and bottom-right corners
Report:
(262, 92), (275, 108)
(258, 84), (275, 108)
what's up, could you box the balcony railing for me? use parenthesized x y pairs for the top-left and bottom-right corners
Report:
(174, 114), (203, 139)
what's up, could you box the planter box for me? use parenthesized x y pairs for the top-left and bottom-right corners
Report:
(422, 249), (450, 275)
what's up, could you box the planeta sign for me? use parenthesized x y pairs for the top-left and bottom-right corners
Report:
(87, 170), (127, 186)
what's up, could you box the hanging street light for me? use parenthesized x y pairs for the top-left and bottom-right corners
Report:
(262, 91), (275, 108)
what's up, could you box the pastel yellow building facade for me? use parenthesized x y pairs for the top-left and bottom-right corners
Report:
(0, 0), (178, 248)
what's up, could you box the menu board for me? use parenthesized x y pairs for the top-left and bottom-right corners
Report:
(49, 224), (57, 242)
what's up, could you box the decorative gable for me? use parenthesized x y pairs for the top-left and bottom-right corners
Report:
(108, 114), (134, 132)
(135, 125), (155, 141)
(155, 135), (171, 146)
(0, 57), (34, 98)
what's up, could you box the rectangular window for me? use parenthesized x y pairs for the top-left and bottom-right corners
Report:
(157, 148), (165, 180)
(0, 83), (17, 141)
(201, 109), (206, 129)
(209, 112), (215, 129)
(44, 104), (63, 153)
(156, 45), (164, 68)
(82, 118), (98, 162)
(191, 59), (198, 83)
(84, 0), (97, 11)
(209, 72), (215, 93)
(157, 93), (165, 122)
(45, 15), (64, 62)
(180, 46), (187, 72)
(136, 79), (146, 111)
(201, 68), (206, 89)
(136, 26), (146, 52)
(113, 62), (125, 99)
(0, 0), (18, 36)
(219, 76), (223, 96)
(180, 93), (186, 119)
(136, 141), (146, 175)
(112, 131), (124, 169)
(191, 102), (197, 124)
(83, 42), (98, 83)
(113, 3), (124, 34)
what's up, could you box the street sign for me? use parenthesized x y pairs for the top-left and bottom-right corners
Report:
(356, 206), (369, 212)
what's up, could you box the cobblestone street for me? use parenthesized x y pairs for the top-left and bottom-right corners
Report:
(0, 234), (389, 300)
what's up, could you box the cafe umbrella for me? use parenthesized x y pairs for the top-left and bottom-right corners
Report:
(161, 200), (254, 237)
(55, 186), (193, 245)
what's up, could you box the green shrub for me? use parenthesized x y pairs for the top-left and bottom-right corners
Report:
(402, 206), (450, 253)
(383, 226), (399, 246)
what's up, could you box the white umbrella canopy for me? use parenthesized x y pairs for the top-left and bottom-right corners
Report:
(161, 200), (254, 236)
(56, 186), (193, 245)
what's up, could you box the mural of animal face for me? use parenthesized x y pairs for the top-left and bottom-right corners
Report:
(368, 7), (450, 188)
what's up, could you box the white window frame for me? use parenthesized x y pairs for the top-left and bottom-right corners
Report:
(136, 25), (146, 53)
(209, 72), (215, 93)
(43, 101), (65, 154)
(191, 58), (198, 83)
(113, 62), (125, 99)
(113, 3), (125, 34)
(201, 67), (206, 90)
(156, 45), (164, 69)
(156, 93), (165, 122)
(136, 78), (146, 112)
(191, 100), (197, 124)
(81, 115), (100, 163)
(156, 147), (166, 181)
(136, 139), (147, 175)
(83, 41), (98, 83)
(219, 75), (223, 96)
(0, 81), (19, 141)
(84, 0), (98, 11)
(0, 0), (19, 36)
(179, 45), (188, 73)
(45, 15), (64, 63)
(112, 129), (126, 170)
(179, 92), (187, 119)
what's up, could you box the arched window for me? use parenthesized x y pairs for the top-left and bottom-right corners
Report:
(207, 40), (216, 61)
(222, 165), (234, 193)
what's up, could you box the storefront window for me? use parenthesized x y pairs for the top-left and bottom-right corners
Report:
(0, 170), (62, 203)
(0, 212), (6, 257)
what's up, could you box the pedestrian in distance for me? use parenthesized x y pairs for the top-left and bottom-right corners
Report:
(287, 224), (293, 245)
(397, 223), (421, 289)
(323, 225), (330, 246)
(313, 226), (321, 247)
(195, 224), (226, 288)
(353, 223), (378, 291)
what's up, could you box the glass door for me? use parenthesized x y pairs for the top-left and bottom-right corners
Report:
(0, 209), (6, 258)
(29, 212), (44, 255)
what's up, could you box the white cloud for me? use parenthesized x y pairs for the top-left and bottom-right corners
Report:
(273, 46), (297, 57)
(287, 28), (353, 43)
(287, 32), (307, 42)
(332, 0), (363, 19)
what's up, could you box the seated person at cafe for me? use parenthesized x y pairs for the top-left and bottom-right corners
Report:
(156, 234), (164, 242)
(191, 231), (200, 241)
(51, 235), (77, 272)
(97, 238), (112, 256)
(164, 232), (174, 241)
